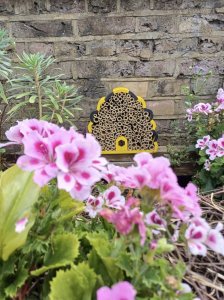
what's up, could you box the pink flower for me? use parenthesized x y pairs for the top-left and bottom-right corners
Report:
(145, 210), (166, 234)
(196, 103), (212, 115)
(177, 283), (192, 295)
(17, 128), (71, 187)
(206, 140), (220, 160)
(185, 223), (207, 256)
(56, 138), (101, 201)
(97, 282), (137, 300)
(85, 195), (103, 218)
(217, 88), (224, 103)
(86, 133), (108, 171)
(15, 217), (28, 233)
(101, 164), (125, 183)
(204, 159), (210, 171)
(149, 239), (157, 250)
(103, 186), (125, 209)
(205, 222), (224, 255)
(195, 135), (210, 150)
(99, 198), (146, 246)
(160, 181), (201, 221)
(0, 122), (24, 148)
(115, 166), (150, 190)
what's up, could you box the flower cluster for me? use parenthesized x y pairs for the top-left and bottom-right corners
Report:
(106, 152), (201, 221)
(84, 186), (125, 217)
(1, 119), (107, 201)
(196, 134), (224, 169)
(99, 197), (146, 246)
(186, 103), (212, 121)
(185, 217), (224, 256)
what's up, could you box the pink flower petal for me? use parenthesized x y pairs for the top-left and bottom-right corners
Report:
(17, 155), (46, 171)
(57, 171), (76, 192)
(15, 217), (28, 233)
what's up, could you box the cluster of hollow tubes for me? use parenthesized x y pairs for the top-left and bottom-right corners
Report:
(91, 92), (155, 152)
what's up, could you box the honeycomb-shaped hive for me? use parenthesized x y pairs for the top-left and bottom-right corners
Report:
(88, 87), (158, 154)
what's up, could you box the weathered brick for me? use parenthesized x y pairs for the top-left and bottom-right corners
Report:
(198, 37), (223, 54)
(194, 0), (224, 9)
(12, 21), (73, 38)
(0, 0), (14, 15)
(106, 81), (148, 98)
(156, 119), (187, 135)
(121, 0), (151, 11)
(194, 58), (220, 74)
(201, 14), (224, 31)
(15, 0), (46, 15)
(0, 21), (7, 30)
(148, 79), (189, 97)
(84, 79), (107, 98)
(218, 58), (224, 75)
(135, 60), (175, 77)
(15, 43), (26, 56)
(191, 76), (223, 95)
(49, 0), (85, 13)
(76, 61), (134, 78)
(88, 0), (116, 13)
(120, 40), (153, 57)
(28, 43), (54, 56)
(55, 42), (86, 57)
(146, 100), (175, 115)
(89, 40), (116, 56)
(175, 99), (188, 115)
(154, 38), (198, 54)
(154, 0), (194, 10)
(78, 17), (135, 36)
(139, 17), (175, 34)
(49, 62), (73, 80)
(179, 60), (193, 76)
(179, 17), (211, 33)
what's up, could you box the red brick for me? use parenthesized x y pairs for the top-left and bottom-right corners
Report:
(49, 0), (85, 13)
(28, 43), (54, 56)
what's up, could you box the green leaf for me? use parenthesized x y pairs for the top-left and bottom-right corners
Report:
(0, 165), (40, 261)
(73, 107), (83, 110)
(29, 95), (37, 103)
(16, 91), (32, 99)
(31, 233), (80, 276)
(0, 255), (17, 280)
(186, 145), (196, 152)
(4, 259), (28, 298)
(116, 252), (133, 277)
(72, 263), (97, 300)
(142, 268), (161, 289)
(0, 82), (8, 104)
(96, 183), (108, 194)
(60, 105), (74, 117)
(55, 113), (63, 123)
(7, 100), (29, 114)
(49, 263), (96, 300)
(49, 269), (85, 300)
(86, 232), (124, 284)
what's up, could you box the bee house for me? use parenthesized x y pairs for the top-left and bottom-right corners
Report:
(88, 87), (158, 154)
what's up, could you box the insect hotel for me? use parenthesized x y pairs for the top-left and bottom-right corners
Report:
(88, 87), (158, 154)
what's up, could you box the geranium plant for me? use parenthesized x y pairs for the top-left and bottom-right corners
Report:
(0, 119), (223, 299)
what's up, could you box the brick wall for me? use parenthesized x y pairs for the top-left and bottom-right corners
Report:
(1, 0), (224, 147)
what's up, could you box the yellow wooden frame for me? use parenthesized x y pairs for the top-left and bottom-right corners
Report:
(88, 87), (158, 154)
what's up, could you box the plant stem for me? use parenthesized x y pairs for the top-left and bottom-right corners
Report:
(57, 92), (67, 125)
(34, 69), (42, 119)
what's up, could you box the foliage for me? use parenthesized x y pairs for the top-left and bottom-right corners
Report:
(165, 144), (190, 167)
(8, 52), (82, 125)
(171, 67), (224, 191)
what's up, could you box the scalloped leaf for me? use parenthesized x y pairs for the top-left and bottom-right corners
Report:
(49, 263), (96, 300)
(31, 233), (79, 276)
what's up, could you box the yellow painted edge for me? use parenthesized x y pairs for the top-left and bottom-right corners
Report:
(97, 97), (105, 111)
(137, 96), (146, 108)
(151, 120), (156, 130)
(88, 121), (93, 133)
(102, 142), (158, 154)
(113, 87), (129, 94)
